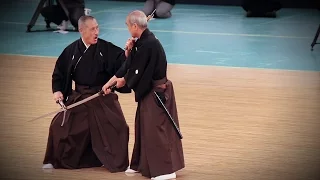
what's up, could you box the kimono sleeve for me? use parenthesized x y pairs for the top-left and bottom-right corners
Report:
(52, 48), (68, 93)
(105, 42), (126, 73)
(105, 42), (132, 93)
(115, 60), (129, 78)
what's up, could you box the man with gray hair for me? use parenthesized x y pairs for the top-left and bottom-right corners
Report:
(42, 15), (131, 172)
(103, 10), (185, 180)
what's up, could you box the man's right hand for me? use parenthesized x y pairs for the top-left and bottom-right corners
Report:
(102, 76), (117, 95)
(53, 91), (63, 102)
(125, 38), (135, 51)
(102, 83), (113, 95)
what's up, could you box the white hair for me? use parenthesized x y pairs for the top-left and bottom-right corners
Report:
(127, 10), (148, 28)
(78, 15), (95, 29)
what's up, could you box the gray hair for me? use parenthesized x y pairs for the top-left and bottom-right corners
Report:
(78, 15), (95, 28)
(127, 10), (148, 28)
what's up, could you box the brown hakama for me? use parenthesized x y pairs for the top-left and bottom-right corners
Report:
(43, 85), (129, 172)
(129, 78), (185, 178)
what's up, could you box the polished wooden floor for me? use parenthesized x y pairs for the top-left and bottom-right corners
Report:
(0, 54), (320, 180)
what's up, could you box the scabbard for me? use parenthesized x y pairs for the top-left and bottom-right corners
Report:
(154, 91), (183, 139)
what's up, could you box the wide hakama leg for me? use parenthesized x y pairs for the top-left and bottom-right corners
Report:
(88, 93), (129, 172)
(43, 90), (129, 172)
(129, 80), (185, 178)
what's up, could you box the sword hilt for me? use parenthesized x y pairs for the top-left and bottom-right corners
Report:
(99, 81), (117, 95)
(56, 99), (67, 110)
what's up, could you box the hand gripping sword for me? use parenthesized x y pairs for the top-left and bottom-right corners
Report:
(57, 99), (67, 126)
(28, 82), (117, 125)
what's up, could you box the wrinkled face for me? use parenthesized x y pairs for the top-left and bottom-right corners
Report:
(125, 17), (138, 38)
(80, 19), (99, 45)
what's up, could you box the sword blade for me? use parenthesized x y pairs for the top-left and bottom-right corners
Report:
(29, 82), (117, 123)
(65, 82), (117, 110)
(66, 91), (102, 110)
(28, 93), (101, 123)
(29, 109), (64, 122)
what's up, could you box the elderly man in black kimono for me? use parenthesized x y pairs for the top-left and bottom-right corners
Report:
(42, 15), (131, 172)
(103, 10), (185, 180)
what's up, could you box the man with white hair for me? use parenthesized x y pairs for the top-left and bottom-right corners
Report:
(103, 10), (185, 180)
(42, 15), (131, 172)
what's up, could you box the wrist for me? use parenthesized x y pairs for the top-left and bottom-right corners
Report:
(111, 75), (117, 81)
(125, 50), (130, 57)
(53, 90), (61, 94)
(123, 75), (127, 82)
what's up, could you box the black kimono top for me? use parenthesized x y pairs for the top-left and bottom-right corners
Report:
(115, 28), (168, 102)
(52, 38), (131, 101)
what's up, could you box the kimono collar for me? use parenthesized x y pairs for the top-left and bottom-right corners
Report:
(135, 28), (152, 46)
(78, 37), (94, 53)
(139, 28), (151, 40)
(81, 38), (90, 49)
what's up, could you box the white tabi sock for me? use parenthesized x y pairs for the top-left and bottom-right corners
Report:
(42, 163), (53, 169)
(57, 20), (69, 30)
(151, 172), (176, 180)
(125, 166), (138, 173)
(84, 8), (92, 15)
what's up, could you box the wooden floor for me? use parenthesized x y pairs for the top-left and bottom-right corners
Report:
(0, 54), (320, 180)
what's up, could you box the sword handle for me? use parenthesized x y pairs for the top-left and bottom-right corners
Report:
(56, 99), (66, 109)
(99, 81), (117, 95)
(109, 82), (117, 90)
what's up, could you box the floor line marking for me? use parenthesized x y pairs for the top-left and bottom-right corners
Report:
(0, 21), (313, 39)
(1, 53), (318, 73)
(196, 50), (226, 54)
(98, 27), (312, 39)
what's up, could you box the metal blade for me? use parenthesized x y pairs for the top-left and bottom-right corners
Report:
(29, 108), (64, 122)
(65, 91), (102, 110)
(28, 82), (117, 123)
(27, 92), (101, 123)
